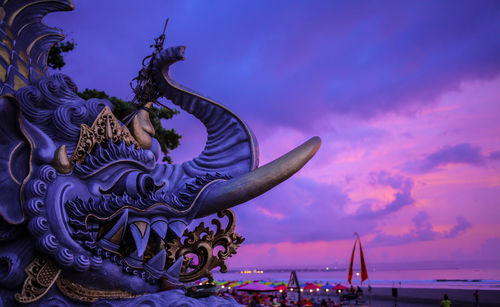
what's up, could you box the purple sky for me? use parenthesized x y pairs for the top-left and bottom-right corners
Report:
(46, 1), (500, 269)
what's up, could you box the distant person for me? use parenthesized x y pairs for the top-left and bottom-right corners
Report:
(473, 290), (479, 306)
(356, 286), (363, 296)
(440, 294), (451, 307)
(249, 293), (259, 307)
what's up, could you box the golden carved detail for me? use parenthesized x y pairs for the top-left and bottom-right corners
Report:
(70, 106), (139, 164)
(56, 276), (140, 303)
(15, 255), (61, 304)
(166, 209), (245, 282)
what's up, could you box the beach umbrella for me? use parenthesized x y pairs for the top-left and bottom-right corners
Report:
(320, 283), (332, 290)
(274, 284), (287, 291)
(304, 283), (320, 290)
(236, 282), (276, 292)
(333, 284), (349, 290)
(227, 281), (241, 288)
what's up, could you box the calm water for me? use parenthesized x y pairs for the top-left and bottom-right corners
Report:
(213, 268), (500, 290)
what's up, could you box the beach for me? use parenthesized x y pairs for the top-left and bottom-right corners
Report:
(220, 286), (499, 306)
(212, 268), (500, 306)
(361, 286), (499, 306)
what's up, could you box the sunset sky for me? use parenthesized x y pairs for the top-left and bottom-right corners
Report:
(47, 1), (500, 269)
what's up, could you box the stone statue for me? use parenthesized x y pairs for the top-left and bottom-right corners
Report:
(0, 1), (320, 306)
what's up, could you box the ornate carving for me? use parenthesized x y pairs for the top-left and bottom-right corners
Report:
(15, 256), (61, 304)
(166, 209), (245, 282)
(70, 106), (139, 164)
(56, 276), (140, 303)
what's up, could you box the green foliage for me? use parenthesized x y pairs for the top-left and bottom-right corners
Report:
(47, 41), (75, 70)
(47, 38), (182, 164)
(77, 89), (181, 163)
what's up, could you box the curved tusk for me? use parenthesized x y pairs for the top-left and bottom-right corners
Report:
(195, 136), (321, 218)
(130, 102), (155, 149)
(52, 144), (72, 174)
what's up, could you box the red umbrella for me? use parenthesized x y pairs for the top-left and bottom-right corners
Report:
(236, 282), (276, 292)
(303, 283), (320, 290)
(333, 284), (349, 290)
(274, 284), (288, 291)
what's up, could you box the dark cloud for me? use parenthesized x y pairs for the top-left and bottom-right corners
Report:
(226, 178), (378, 244)
(403, 143), (499, 173)
(46, 0), (500, 133)
(488, 151), (500, 161)
(355, 171), (414, 218)
(371, 211), (471, 246)
(445, 216), (472, 238)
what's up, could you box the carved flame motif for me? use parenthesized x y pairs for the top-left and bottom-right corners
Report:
(70, 106), (139, 164)
(166, 209), (245, 282)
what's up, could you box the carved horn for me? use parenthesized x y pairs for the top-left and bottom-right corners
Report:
(152, 47), (259, 180)
(195, 136), (321, 218)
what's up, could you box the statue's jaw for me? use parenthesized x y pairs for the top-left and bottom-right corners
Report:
(61, 258), (161, 295)
(66, 197), (190, 286)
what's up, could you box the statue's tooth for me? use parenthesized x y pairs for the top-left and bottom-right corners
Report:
(151, 220), (168, 239)
(169, 220), (187, 238)
(97, 209), (128, 252)
(129, 221), (150, 258)
(165, 256), (184, 284)
(125, 250), (144, 267)
(146, 249), (166, 271)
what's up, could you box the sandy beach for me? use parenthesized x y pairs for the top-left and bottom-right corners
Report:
(224, 285), (500, 306)
(363, 287), (500, 306)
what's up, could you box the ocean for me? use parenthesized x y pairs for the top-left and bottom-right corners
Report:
(213, 268), (500, 290)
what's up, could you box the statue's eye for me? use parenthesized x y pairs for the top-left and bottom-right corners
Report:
(73, 141), (155, 179)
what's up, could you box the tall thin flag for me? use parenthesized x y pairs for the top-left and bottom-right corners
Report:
(348, 233), (369, 285)
(358, 238), (368, 283)
(347, 238), (356, 285)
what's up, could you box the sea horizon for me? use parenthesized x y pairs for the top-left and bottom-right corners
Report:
(213, 261), (500, 290)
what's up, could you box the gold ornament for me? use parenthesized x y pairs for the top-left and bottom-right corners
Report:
(166, 209), (245, 282)
(15, 256), (61, 303)
(68, 106), (139, 165)
(56, 276), (140, 303)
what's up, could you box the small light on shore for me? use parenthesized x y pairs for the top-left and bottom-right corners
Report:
(221, 285), (225, 289)
(300, 289), (303, 292)
(279, 290), (282, 293)
(356, 272), (360, 276)
(228, 287), (231, 290)
(326, 267), (329, 270)
(316, 288), (319, 292)
(326, 289), (329, 292)
(309, 289), (313, 293)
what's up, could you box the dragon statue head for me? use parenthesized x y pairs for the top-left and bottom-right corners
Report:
(0, 1), (320, 306)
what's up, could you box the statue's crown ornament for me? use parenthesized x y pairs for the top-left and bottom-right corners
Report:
(52, 106), (141, 174)
(71, 106), (139, 164)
